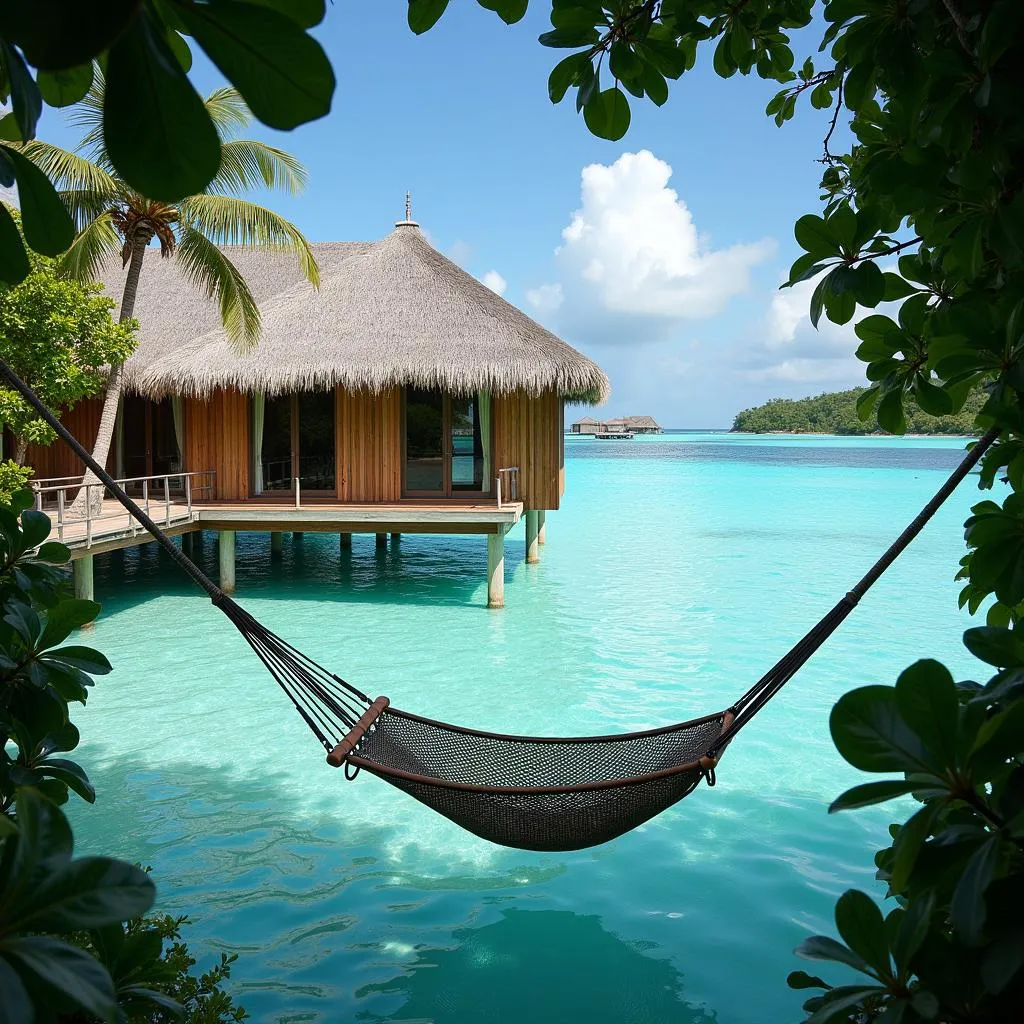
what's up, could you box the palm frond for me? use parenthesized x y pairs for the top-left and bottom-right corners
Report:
(175, 228), (262, 348)
(204, 87), (252, 141)
(178, 194), (319, 288)
(67, 65), (104, 158)
(57, 189), (120, 233)
(209, 140), (308, 196)
(20, 141), (120, 198)
(57, 212), (121, 284)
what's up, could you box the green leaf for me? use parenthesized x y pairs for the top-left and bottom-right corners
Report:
(609, 41), (643, 82)
(804, 986), (891, 1024)
(0, 203), (31, 286)
(3, 935), (117, 1020)
(39, 599), (102, 650)
(104, 6), (221, 200)
(19, 509), (51, 549)
(37, 759), (96, 803)
(583, 88), (630, 141)
(36, 64), (94, 107)
(408, 0), (450, 33)
(43, 645), (112, 675)
(890, 802), (941, 891)
(981, 930), (1024, 994)
(834, 890), (891, 978)
(787, 970), (830, 990)
(877, 389), (907, 435)
(830, 685), (936, 774)
(20, 857), (154, 932)
(0, 958), (32, 1022)
(0, 1), (141, 70)
(829, 779), (921, 812)
(35, 541), (71, 564)
(794, 215), (838, 258)
(853, 260), (885, 307)
(0, 41), (42, 141)
(0, 146), (75, 257)
(963, 626), (1024, 668)
(548, 53), (590, 103)
(242, 0), (327, 27)
(639, 61), (668, 106)
(175, 0), (334, 130)
(882, 273), (917, 301)
(913, 375), (954, 416)
(950, 836), (1001, 943)
(895, 660), (959, 769)
(891, 893), (934, 972)
(795, 935), (872, 975)
(969, 700), (1024, 780)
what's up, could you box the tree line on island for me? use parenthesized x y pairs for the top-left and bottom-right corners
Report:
(732, 386), (986, 435)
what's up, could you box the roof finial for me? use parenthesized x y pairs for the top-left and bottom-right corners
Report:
(396, 191), (419, 228)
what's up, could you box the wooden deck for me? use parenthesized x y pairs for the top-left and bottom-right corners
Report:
(49, 498), (524, 556)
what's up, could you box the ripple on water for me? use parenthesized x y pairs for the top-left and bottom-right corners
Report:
(71, 435), (987, 1023)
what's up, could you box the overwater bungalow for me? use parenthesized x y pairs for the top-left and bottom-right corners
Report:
(27, 216), (609, 607)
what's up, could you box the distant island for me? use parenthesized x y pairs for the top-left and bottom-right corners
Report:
(732, 387), (985, 435)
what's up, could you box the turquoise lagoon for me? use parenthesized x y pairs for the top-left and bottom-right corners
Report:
(72, 433), (988, 1023)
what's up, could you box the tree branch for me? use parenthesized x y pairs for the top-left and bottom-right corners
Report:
(941, 0), (973, 53)
(855, 236), (923, 262)
(820, 75), (845, 165)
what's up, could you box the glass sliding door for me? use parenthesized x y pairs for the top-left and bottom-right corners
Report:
(297, 391), (335, 492)
(253, 391), (336, 495)
(260, 394), (293, 492)
(404, 389), (490, 496)
(120, 396), (182, 489)
(405, 388), (445, 494)
(450, 394), (484, 492)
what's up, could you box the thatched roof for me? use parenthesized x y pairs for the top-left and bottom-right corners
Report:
(625, 415), (660, 429)
(110, 223), (609, 404)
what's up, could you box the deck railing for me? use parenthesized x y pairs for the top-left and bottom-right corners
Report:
(31, 470), (216, 545)
(496, 466), (519, 509)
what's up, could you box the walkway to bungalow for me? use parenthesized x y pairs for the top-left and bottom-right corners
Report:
(33, 471), (538, 609)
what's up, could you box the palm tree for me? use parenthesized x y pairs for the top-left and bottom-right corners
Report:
(22, 74), (318, 512)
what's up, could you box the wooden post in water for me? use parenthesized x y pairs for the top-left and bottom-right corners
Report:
(390, 532), (401, 544)
(538, 510), (547, 545)
(73, 556), (94, 621)
(487, 531), (505, 608)
(340, 532), (352, 550)
(271, 532), (283, 556)
(219, 530), (236, 593)
(376, 533), (387, 550)
(525, 510), (540, 564)
(293, 532), (304, 540)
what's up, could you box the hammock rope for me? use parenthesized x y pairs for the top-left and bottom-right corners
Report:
(0, 358), (999, 851)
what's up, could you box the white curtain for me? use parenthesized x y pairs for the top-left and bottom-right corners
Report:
(252, 393), (265, 494)
(170, 396), (184, 472)
(478, 390), (492, 493)
(114, 398), (125, 479)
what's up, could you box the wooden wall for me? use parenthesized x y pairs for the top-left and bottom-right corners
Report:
(183, 389), (249, 500)
(492, 390), (564, 510)
(23, 397), (110, 479)
(336, 387), (402, 501)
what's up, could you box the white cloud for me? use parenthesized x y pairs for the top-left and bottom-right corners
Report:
(736, 274), (863, 387)
(528, 151), (774, 343)
(481, 270), (507, 295)
(526, 283), (563, 314)
(448, 239), (473, 266)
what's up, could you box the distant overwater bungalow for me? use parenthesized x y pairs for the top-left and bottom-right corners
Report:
(28, 216), (609, 608)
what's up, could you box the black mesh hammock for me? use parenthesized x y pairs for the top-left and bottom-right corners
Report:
(0, 361), (999, 852)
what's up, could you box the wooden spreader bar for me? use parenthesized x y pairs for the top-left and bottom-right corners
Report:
(326, 696), (390, 767)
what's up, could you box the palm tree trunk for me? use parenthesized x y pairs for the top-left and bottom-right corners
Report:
(70, 229), (149, 516)
(14, 437), (28, 465)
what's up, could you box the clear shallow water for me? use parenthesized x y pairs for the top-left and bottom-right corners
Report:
(72, 433), (988, 1023)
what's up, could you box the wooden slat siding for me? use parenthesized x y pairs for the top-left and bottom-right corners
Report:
(559, 399), (566, 497)
(335, 387), (401, 501)
(493, 390), (562, 510)
(24, 397), (111, 479)
(183, 389), (249, 499)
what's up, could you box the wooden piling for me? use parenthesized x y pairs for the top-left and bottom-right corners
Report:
(271, 532), (283, 556)
(538, 510), (547, 545)
(376, 533), (387, 550)
(73, 555), (94, 613)
(219, 530), (236, 593)
(487, 531), (505, 608)
(525, 510), (540, 564)
(340, 532), (352, 550)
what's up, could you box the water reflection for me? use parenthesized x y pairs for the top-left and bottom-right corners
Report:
(355, 908), (717, 1024)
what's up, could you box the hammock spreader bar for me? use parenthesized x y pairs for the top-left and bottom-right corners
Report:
(0, 357), (999, 851)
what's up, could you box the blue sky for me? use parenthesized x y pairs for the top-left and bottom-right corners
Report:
(41, 4), (862, 428)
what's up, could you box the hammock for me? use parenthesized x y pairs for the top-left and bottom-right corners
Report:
(0, 361), (998, 852)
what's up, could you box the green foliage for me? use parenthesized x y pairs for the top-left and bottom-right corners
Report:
(0, 460), (31, 504)
(0, 1), (334, 285)
(732, 387), (986, 436)
(0, 249), (137, 457)
(404, 1), (1024, 1021)
(0, 491), (245, 1022)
